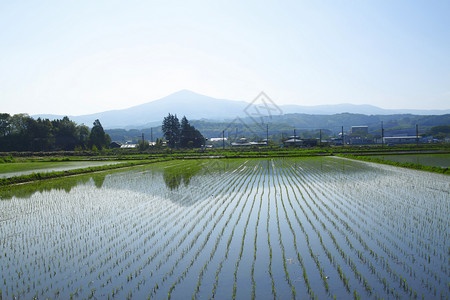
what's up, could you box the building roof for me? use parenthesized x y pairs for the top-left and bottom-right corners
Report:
(209, 137), (227, 142)
(284, 138), (303, 143)
(120, 144), (138, 149)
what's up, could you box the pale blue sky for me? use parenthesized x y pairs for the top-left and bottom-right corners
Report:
(1, 0), (449, 115)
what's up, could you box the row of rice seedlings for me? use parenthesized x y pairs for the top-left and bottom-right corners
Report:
(367, 178), (448, 270)
(290, 159), (388, 296)
(359, 173), (449, 297)
(148, 160), (257, 299)
(288, 161), (391, 297)
(337, 158), (448, 262)
(1, 163), (220, 299)
(103, 163), (235, 298)
(228, 161), (263, 300)
(272, 160), (297, 299)
(112, 172), (230, 297)
(185, 160), (262, 299)
(2, 189), (109, 296)
(93, 193), (183, 272)
(3, 168), (130, 296)
(309, 161), (416, 298)
(275, 168), (311, 299)
(266, 160), (278, 299)
(69, 183), (184, 297)
(121, 164), (238, 295)
(249, 161), (267, 300)
(207, 161), (263, 299)
(274, 160), (329, 299)
(323, 161), (448, 297)
(80, 161), (237, 298)
(337, 166), (448, 266)
(278, 160), (348, 297)
(165, 160), (259, 299)
(292, 164), (381, 271)
(296, 157), (447, 298)
(81, 185), (187, 296)
(147, 171), (234, 269)
(1, 189), (107, 296)
(292, 159), (420, 298)
(170, 160), (260, 297)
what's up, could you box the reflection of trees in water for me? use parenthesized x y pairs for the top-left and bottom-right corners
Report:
(163, 171), (183, 190)
(92, 174), (106, 188)
(163, 165), (199, 190)
(1, 160), (231, 202)
(0, 173), (107, 200)
(162, 160), (228, 190)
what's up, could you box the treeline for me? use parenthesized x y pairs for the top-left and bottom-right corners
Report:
(0, 113), (110, 152)
(426, 125), (450, 139)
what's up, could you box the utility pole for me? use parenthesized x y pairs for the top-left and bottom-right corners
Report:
(319, 129), (322, 147)
(342, 126), (345, 146)
(381, 121), (384, 147)
(416, 124), (419, 146)
(222, 130), (225, 150)
(151, 128), (153, 144)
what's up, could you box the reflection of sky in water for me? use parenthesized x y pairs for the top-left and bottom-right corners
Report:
(0, 160), (232, 206)
(0, 158), (375, 202)
(0, 161), (124, 178)
(1, 157), (444, 204)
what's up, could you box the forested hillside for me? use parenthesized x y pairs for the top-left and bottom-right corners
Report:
(105, 113), (450, 143)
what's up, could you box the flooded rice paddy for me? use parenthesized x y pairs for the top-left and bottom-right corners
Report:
(0, 157), (448, 299)
(0, 161), (125, 178)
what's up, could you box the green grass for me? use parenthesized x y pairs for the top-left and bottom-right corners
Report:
(338, 154), (450, 175)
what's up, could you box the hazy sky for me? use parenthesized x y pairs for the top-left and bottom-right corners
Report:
(1, 0), (449, 116)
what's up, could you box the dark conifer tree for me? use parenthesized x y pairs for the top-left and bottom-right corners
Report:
(162, 114), (180, 148)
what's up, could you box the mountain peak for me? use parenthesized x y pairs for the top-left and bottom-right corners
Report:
(165, 89), (208, 99)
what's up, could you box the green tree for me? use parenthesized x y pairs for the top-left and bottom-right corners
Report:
(179, 116), (205, 148)
(162, 114), (180, 148)
(76, 124), (90, 149)
(153, 137), (164, 149)
(179, 116), (193, 148)
(0, 113), (11, 137)
(52, 116), (78, 150)
(89, 119), (110, 150)
(29, 118), (53, 151)
(9, 114), (32, 150)
(138, 140), (150, 151)
(9, 114), (30, 135)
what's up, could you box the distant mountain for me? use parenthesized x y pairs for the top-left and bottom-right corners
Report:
(283, 103), (450, 116)
(33, 90), (450, 128)
(34, 90), (250, 129)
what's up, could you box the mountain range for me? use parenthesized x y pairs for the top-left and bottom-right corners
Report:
(33, 90), (450, 129)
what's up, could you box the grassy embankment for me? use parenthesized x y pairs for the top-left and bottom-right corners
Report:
(336, 153), (449, 175)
